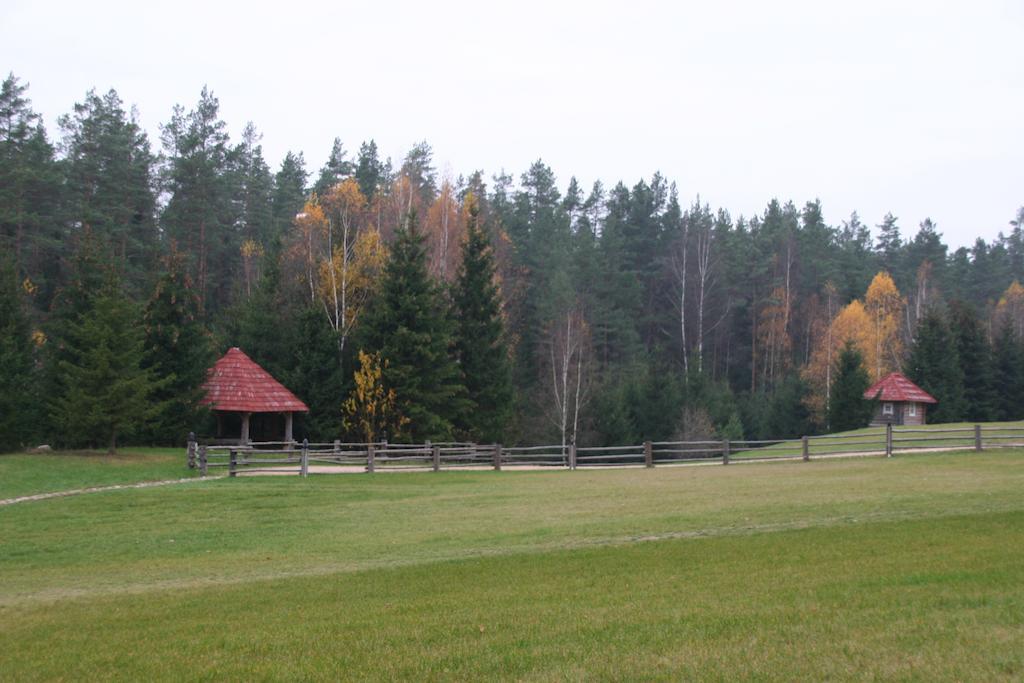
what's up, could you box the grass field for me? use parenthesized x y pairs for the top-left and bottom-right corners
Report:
(731, 420), (1024, 459)
(2, 449), (1023, 680)
(0, 447), (191, 500)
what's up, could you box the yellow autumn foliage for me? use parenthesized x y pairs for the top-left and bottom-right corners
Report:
(863, 271), (904, 380)
(342, 350), (408, 443)
(316, 228), (387, 331)
(994, 280), (1024, 337)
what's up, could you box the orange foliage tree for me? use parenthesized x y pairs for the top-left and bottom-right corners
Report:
(803, 299), (874, 425)
(803, 272), (904, 427)
(424, 179), (462, 281)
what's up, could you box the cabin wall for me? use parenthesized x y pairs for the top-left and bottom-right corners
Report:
(903, 403), (926, 426)
(869, 402), (929, 427)
(870, 402), (904, 427)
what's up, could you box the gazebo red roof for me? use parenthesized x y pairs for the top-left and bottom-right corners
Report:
(200, 348), (309, 413)
(863, 372), (937, 404)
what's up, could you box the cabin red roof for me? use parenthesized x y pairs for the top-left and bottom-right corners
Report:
(200, 348), (309, 413)
(863, 372), (937, 404)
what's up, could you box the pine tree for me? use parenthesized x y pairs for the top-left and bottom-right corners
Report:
(354, 140), (383, 202)
(452, 198), (513, 442)
(0, 74), (62, 308)
(875, 212), (902, 274)
(52, 278), (164, 452)
(313, 137), (351, 196)
(400, 140), (437, 205)
(59, 88), (157, 292)
(142, 249), (214, 444)
(828, 341), (873, 432)
(357, 211), (467, 441)
(234, 122), (274, 251)
(271, 151), (307, 244)
(948, 301), (996, 421)
(160, 87), (240, 313)
(0, 256), (37, 451)
(905, 309), (966, 423)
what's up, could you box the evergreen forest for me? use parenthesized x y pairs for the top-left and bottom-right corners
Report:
(3, 74), (1024, 451)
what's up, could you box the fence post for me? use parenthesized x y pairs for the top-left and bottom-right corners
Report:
(333, 439), (341, 461)
(229, 448), (237, 478)
(199, 444), (207, 477)
(432, 444), (440, 472)
(493, 444), (502, 471)
(187, 432), (196, 469)
(301, 438), (309, 477)
(569, 442), (577, 470)
(644, 441), (653, 468)
(885, 423), (893, 458)
(802, 435), (810, 462)
(974, 424), (982, 452)
(367, 442), (376, 473)
(722, 440), (730, 465)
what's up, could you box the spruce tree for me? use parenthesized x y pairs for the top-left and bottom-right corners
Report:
(286, 305), (346, 441)
(357, 211), (467, 442)
(828, 341), (874, 432)
(993, 320), (1024, 420)
(142, 249), (214, 444)
(767, 375), (812, 439)
(0, 256), (37, 451)
(451, 200), (513, 442)
(906, 309), (966, 423)
(44, 230), (113, 436)
(948, 301), (996, 421)
(52, 278), (164, 452)
(231, 252), (293, 381)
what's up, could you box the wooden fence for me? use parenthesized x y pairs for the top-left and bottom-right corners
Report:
(185, 424), (1024, 478)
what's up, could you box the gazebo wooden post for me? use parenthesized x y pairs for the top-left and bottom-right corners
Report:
(240, 411), (252, 445)
(284, 411), (294, 445)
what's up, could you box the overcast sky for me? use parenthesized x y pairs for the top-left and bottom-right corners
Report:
(2, 0), (1021, 248)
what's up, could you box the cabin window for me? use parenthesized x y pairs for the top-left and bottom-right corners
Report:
(883, 402), (894, 415)
(908, 403), (917, 417)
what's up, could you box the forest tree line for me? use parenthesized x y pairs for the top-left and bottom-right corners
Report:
(2, 74), (1024, 452)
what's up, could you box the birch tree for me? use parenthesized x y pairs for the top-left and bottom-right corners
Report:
(544, 303), (591, 452)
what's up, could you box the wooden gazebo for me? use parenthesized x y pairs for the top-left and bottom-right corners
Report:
(200, 347), (309, 444)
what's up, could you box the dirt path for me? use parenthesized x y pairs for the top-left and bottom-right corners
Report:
(0, 476), (219, 507)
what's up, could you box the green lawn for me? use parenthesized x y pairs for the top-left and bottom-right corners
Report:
(1, 450), (1022, 680)
(731, 420), (1024, 459)
(0, 447), (193, 500)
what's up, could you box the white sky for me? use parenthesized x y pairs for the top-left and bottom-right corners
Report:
(2, 0), (1022, 248)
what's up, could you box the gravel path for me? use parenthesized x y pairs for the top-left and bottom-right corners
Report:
(2, 445), (1007, 504)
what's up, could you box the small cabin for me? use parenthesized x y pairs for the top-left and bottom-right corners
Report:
(863, 372), (937, 426)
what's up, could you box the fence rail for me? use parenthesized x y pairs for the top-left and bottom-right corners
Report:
(185, 423), (1024, 477)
